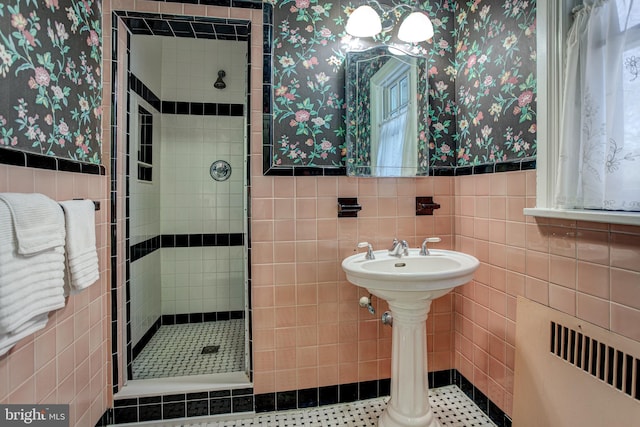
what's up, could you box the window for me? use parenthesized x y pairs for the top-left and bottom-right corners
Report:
(369, 57), (418, 176)
(385, 73), (409, 118)
(137, 106), (153, 182)
(526, 0), (640, 226)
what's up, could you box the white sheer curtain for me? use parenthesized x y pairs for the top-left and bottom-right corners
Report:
(375, 111), (408, 176)
(555, 0), (640, 211)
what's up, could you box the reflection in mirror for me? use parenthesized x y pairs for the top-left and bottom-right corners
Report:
(346, 46), (429, 177)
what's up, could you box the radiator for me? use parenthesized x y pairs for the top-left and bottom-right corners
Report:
(513, 297), (640, 426)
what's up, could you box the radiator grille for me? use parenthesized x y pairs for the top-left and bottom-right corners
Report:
(550, 321), (639, 400)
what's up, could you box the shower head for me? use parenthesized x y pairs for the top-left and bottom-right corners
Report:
(214, 70), (226, 89)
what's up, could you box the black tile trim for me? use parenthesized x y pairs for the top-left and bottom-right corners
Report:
(130, 73), (244, 117)
(130, 235), (161, 262)
(110, 11), (123, 396)
(160, 310), (244, 326)
(116, 11), (254, 389)
(108, 370), (509, 426)
(112, 387), (254, 424)
(0, 146), (107, 175)
(253, 370), (511, 427)
(130, 233), (245, 262)
(256, 378), (395, 413)
(117, 9), (255, 40)
(131, 316), (161, 361)
(93, 408), (113, 427)
(428, 157), (537, 177)
(454, 371), (512, 427)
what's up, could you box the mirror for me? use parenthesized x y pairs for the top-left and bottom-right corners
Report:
(346, 46), (430, 177)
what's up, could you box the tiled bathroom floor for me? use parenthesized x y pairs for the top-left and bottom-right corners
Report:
(147, 385), (497, 427)
(133, 320), (245, 379)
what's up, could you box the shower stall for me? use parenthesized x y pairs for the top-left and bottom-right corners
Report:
(122, 21), (250, 382)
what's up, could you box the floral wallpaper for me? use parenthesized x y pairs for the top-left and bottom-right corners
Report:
(271, 0), (457, 169)
(454, 0), (536, 166)
(270, 0), (537, 170)
(0, 0), (103, 164)
(271, 0), (347, 168)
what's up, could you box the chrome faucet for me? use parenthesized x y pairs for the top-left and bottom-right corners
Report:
(388, 238), (409, 258)
(357, 242), (375, 260)
(419, 237), (441, 255)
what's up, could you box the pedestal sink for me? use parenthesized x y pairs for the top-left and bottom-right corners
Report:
(342, 248), (479, 427)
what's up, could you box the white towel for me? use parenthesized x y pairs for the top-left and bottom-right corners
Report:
(59, 200), (99, 295)
(0, 313), (50, 356)
(0, 193), (65, 255)
(0, 194), (66, 356)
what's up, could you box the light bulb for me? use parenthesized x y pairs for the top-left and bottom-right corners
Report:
(345, 5), (382, 38)
(398, 11), (434, 43)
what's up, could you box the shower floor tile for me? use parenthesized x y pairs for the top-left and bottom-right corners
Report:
(132, 320), (245, 379)
(145, 385), (497, 427)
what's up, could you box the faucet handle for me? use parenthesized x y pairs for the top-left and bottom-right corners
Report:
(389, 238), (399, 250)
(420, 237), (441, 255)
(357, 242), (375, 260)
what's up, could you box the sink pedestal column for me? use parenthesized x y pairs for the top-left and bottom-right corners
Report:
(378, 298), (441, 427)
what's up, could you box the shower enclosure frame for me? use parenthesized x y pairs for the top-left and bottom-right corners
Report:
(109, 7), (257, 396)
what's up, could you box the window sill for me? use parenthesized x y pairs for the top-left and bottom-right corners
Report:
(524, 207), (640, 227)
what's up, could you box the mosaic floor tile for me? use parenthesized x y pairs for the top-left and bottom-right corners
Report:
(139, 385), (496, 427)
(132, 320), (245, 379)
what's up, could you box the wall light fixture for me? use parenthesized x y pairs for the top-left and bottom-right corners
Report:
(345, 1), (434, 43)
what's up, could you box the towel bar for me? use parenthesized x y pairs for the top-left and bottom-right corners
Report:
(71, 198), (100, 211)
(337, 197), (362, 218)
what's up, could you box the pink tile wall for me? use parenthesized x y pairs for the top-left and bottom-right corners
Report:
(249, 173), (457, 393)
(0, 165), (111, 426)
(453, 170), (640, 417)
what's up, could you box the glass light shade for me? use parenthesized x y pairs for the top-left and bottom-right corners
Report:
(397, 11), (434, 42)
(345, 5), (382, 38)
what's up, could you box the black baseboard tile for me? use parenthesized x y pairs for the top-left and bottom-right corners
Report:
(453, 371), (511, 427)
(160, 311), (244, 326)
(318, 384), (339, 406)
(131, 316), (161, 361)
(339, 382), (358, 403)
(254, 392), (275, 413)
(112, 387), (252, 425)
(232, 395), (254, 412)
(358, 380), (378, 400)
(297, 387), (319, 408)
(107, 369), (510, 426)
(430, 369), (453, 388)
(276, 390), (297, 411)
(93, 408), (113, 427)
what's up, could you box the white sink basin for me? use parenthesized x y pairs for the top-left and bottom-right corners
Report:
(341, 247), (479, 427)
(342, 248), (479, 301)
